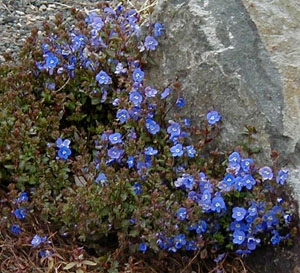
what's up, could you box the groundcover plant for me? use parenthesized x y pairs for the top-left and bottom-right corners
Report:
(0, 1), (297, 272)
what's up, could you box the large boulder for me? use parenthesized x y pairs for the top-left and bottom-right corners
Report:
(147, 0), (300, 210)
(148, 0), (300, 271)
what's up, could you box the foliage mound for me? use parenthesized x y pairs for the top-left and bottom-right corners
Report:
(0, 1), (297, 272)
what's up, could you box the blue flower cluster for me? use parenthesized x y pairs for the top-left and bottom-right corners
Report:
(11, 192), (52, 255)
(23, 3), (293, 261)
(132, 145), (290, 256)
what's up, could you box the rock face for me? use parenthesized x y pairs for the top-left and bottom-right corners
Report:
(148, 0), (300, 209)
(149, 0), (300, 271)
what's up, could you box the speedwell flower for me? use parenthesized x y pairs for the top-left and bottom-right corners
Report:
(133, 68), (144, 82)
(170, 144), (183, 157)
(206, 111), (221, 125)
(109, 133), (122, 144)
(232, 207), (247, 221)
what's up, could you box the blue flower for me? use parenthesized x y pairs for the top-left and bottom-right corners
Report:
(168, 247), (177, 253)
(107, 147), (123, 159)
(42, 43), (50, 53)
(145, 146), (158, 156)
(161, 87), (171, 99)
(188, 223), (198, 231)
(96, 70), (112, 84)
(230, 221), (246, 231)
(129, 91), (143, 106)
(14, 208), (27, 219)
(133, 68), (144, 83)
(176, 97), (185, 107)
(188, 191), (201, 203)
(247, 236), (260, 250)
(228, 152), (241, 166)
(236, 249), (251, 255)
(241, 158), (254, 172)
(184, 118), (191, 126)
(11, 224), (22, 234)
(112, 98), (120, 106)
(167, 122), (181, 137)
(199, 172), (209, 184)
(276, 169), (289, 185)
(211, 196), (226, 213)
(185, 145), (196, 157)
(248, 204), (258, 217)
(206, 111), (221, 125)
(134, 183), (142, 194)
(139, 242), (147, 252)
(56, 138), (70, 148)
(259, 166), (273, 181)
(253, 223), (266, 234)
(145, 86), (157, 97)
(196, 220), (207, 234)
(58, 146), (71, 160)
(127, 156), (135, 168)
(115, 62), (127, 74)
(154, 22), (164, 37)
(174, 177), (184, 187)
(284, 214), (291, 224)
(47, 83), (56, 90)
(129, 106), (142, 120)
(232, 207), (247, 221)
(31, 234), (47, 247)
(145, 119), (160, 135)
(95, 173), (107, 186)
(174, 234), (186, 249)
(223, 174), (236, 186)
(45, 54), (59, 69)
(116, 109), (129, 123)
(233, 230), (246, 245)
(144, 35), (158, 50)
(201, 190), (211, 203)
(17, 192), (29, 202)
(72, 34), (87, 50)
(271, 231), (281, 245)
(234, 177), (244, 191)
(109, 133), (122, 144)
(39, 250), (53, 258)
(91, 17), (104, 30)
(200, 180), (213, 194)
(186, 240), (198, 251)
(214, 253), (226, 263)
(264, 212), (278, 227)
(242, 174), (256, 190)
(170, 144), (183, 157)
(177, 207), (187, 221)
(181, 175), (196, 190)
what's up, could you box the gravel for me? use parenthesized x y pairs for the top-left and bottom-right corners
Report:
(0, 0), (104, 63)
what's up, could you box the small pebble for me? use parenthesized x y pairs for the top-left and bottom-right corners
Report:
(16, 11), (25, 16)
(39, 4), (47, 11)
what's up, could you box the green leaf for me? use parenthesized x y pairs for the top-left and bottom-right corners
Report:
(63, 262), (78, 270)
(82, 260), (97, 266)
(91, 97), (101, 105)
(4, 165), (15, 170)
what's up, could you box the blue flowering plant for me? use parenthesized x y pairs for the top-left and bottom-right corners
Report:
(0, 1), (297, 272)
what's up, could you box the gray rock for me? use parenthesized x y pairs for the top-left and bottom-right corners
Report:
(2, 15), (17, 24)
(39, 4), (46, 11)
(148, 0), (300, 210)
(241, 0), (300, 224)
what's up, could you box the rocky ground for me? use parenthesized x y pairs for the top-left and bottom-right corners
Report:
(0, 0), (103, 62)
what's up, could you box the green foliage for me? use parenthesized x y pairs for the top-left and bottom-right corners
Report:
(0, 1), (297, 272)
